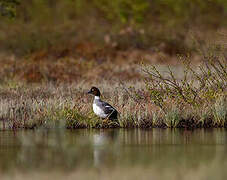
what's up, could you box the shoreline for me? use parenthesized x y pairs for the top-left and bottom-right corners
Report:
(0, 81), (226, 130)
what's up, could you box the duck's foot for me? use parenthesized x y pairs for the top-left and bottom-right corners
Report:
(102, 118), (109, 124)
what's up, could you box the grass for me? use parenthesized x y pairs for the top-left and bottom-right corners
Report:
(0, 0), (227, 129)
(0, 52), (226, 130)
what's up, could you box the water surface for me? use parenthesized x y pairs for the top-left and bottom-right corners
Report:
(0, 129), (227, 179)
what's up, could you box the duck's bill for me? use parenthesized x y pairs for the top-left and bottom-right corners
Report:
(87, 90), (92, 94)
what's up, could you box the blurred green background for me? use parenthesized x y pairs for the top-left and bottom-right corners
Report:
(1, 0), (227, 56)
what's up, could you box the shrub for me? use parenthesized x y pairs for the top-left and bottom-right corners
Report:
(142, 46), (227, 126)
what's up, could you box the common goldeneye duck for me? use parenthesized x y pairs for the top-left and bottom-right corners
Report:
(88, 87), (118, 120)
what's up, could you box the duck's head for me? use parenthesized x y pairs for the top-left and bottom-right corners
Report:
(88, 87), (101, 97)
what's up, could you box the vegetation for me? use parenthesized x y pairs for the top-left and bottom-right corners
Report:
(0, 49), (226, 130)
(142, 49), (227, 128)
(0, 0), (227, 56)
(0, 0), (20, 17)
(0, 0), (227, 129)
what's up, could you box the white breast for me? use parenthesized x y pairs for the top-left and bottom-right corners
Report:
(93, 103), (108, 118)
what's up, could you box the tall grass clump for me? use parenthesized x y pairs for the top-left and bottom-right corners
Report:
(143, 48), (227, 128)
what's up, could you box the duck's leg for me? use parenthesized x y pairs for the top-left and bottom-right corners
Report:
(106, 109), (115, 120)
(102, 110), (115, 125)
(102, 117), (109, 124)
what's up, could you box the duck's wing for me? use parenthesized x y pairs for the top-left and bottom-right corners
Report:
(99, 101), (117, 115)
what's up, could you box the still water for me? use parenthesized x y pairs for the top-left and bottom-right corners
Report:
(0, 129), (227, 179)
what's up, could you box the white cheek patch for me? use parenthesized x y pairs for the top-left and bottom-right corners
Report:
(93, 104), (108, 118)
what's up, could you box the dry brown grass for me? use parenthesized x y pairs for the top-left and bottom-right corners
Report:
(0, 43), (192, 84)
(0, 75), (226, 130)
(0, 36), (226, 130)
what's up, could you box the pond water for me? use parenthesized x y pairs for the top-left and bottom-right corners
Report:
(0, 129), (227, 179)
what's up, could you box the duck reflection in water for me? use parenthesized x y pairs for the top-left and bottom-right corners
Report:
(92, 129), (119, 168)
